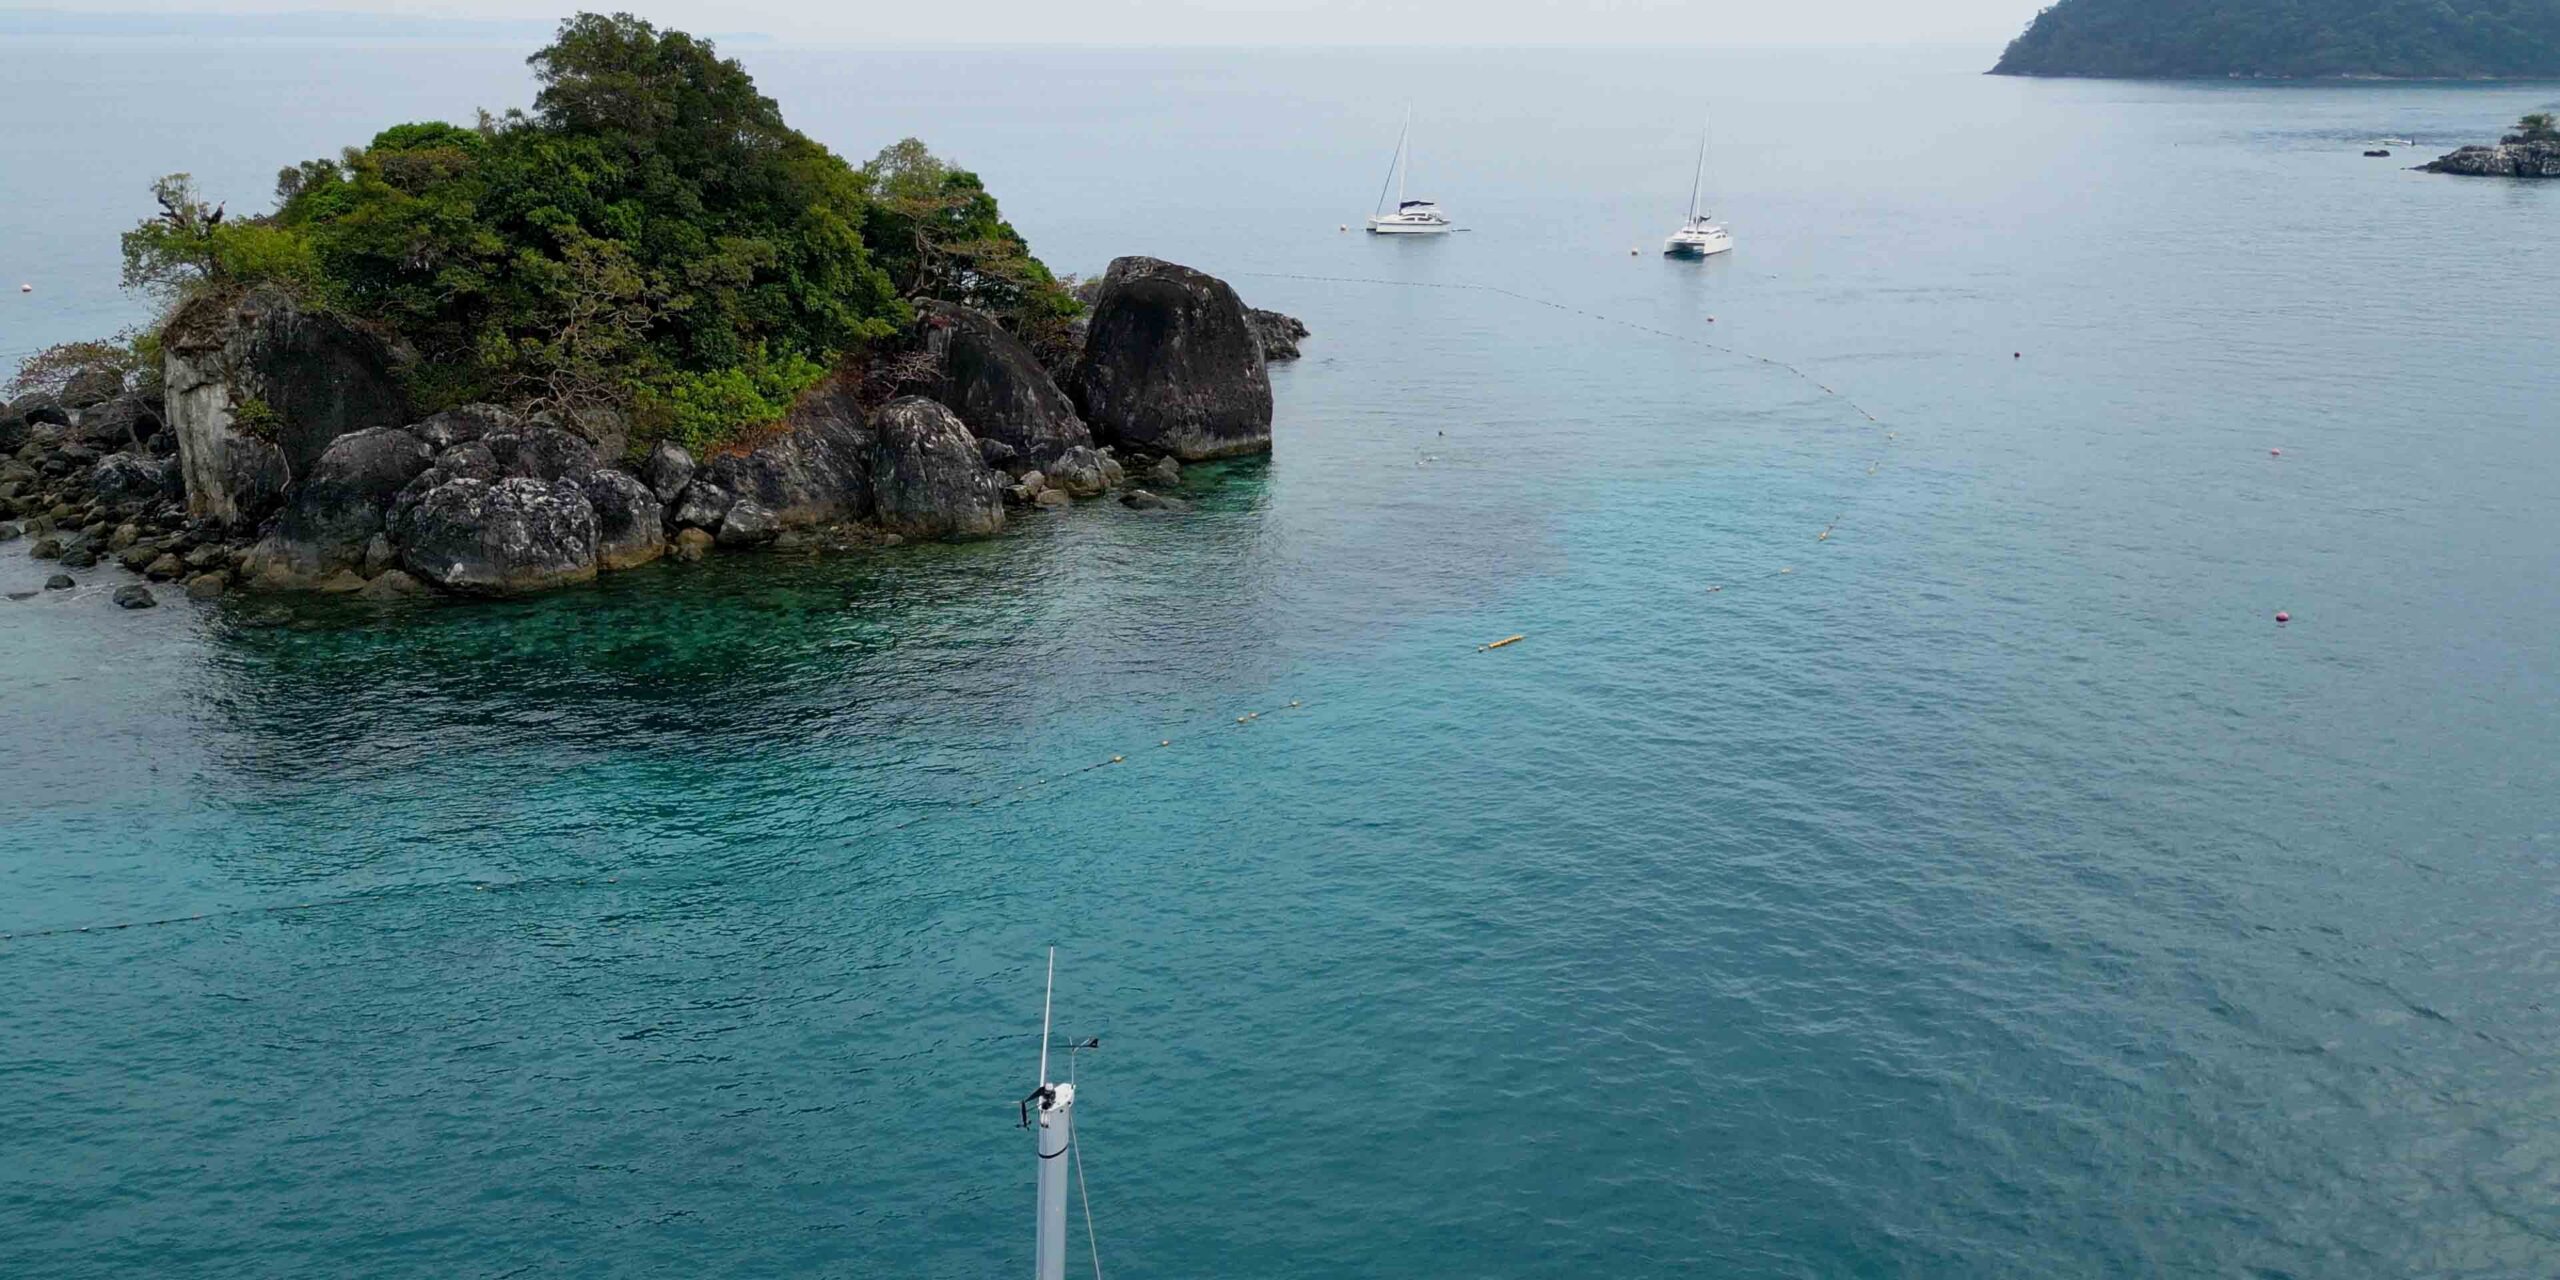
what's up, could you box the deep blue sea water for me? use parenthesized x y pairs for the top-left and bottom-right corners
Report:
(4, 39), (2559, 1278)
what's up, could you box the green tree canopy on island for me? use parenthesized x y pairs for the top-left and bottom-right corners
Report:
(116, 11), (1077, 453)
(1993, 0), (2560, 79)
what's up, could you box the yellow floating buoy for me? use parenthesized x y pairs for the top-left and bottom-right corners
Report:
(1478, 634), (1527, 652)
(1109, 755), (1124, 764)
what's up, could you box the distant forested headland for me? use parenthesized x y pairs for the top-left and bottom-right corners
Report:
(1992, 0), (2560, 79)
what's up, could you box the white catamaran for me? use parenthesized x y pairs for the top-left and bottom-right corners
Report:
(1368, 111), (1453, 235)
(1664, 126), (1734, 259)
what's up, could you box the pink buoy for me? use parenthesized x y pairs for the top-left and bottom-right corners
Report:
(2269, 448), (2282, 457)
(2274, 611), (2291, 624)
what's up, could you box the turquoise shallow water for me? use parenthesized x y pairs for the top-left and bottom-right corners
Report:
(5, 40), (2560, 1278)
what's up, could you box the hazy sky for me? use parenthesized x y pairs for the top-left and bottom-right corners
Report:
(83, 0), (2052, 47)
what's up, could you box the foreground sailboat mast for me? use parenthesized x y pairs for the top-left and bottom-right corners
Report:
(1030, 948), (1075, 1280)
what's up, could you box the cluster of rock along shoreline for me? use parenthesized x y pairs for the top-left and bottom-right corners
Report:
(2419, 137), (2560, 178)
(0, 255), (1311, 608)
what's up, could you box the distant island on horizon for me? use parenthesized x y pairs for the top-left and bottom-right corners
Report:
(0, 8), (769, 42)
(1992, 0), (2560, 79)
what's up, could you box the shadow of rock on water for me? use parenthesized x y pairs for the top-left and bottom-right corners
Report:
(190, 459), (1288, 789)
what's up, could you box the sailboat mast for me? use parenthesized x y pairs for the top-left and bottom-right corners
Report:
(1399, 112), (1411, 207)
(1688, 124), (1708, 223)
(1373, 110), (1410, 218)
(1028, 949), (1075, 1280)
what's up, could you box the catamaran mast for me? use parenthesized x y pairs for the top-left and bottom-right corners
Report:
(1688, 124), (1709, 223)
(1374, 109), (1411, 217)
(1028, 948), (1075, 1280)
(1399, 114), (1411, 208)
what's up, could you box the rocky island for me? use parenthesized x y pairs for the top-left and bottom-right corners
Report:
(2421, 113), (2560, 176)
(1992, 0), (2560, 79)
(0, 14), (1303, 607)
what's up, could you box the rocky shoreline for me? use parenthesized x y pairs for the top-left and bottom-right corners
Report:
(2419, 138), (2560, 177)
(1, 255), (1303, 609)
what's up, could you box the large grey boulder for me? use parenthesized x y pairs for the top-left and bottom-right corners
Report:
(578, 469), (666, 571)
(1043, 445), (1124, 499)
(71, 395), (162, 451)
(4, 390), (70, 430)
(2421, 140), (2560, 178)
(531, 404), (629, 463)
(640, 441), (696, 503)
(89, 453), (177, 505)
(240, 426), (432, 585)
(413, 403), (522, 451)
(868, 396), (1003, 539)
(669, 480), (734, 531)
(484, 426), (599, 484)
(1072, 256), (1273, 461)
(60, 365), (126, 409)
(162, 286), (408, 526)
(715, 498), (781, 547)
(701, 371), (873, 527)
(911, 300), (1092, 465)
(1247, 308), (1310, 362)
(392, 476), (598, 596)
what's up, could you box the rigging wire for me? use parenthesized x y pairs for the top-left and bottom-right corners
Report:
(1073, 1128), (1104, 1280)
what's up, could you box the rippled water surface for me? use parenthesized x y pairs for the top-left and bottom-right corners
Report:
(4, 40), (2559, 1279)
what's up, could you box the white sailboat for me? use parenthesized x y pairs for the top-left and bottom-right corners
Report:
(1663, 126), (1734, 258)
(1367, 111), (1453, 235)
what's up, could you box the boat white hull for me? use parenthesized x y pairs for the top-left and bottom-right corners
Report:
(1664, 233), (1734, 258)
(1368, 219), (1453, 235)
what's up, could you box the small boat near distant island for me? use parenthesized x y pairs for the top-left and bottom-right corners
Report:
(1663, 127), (1733, 258)
(1367, 110), (1453, 235)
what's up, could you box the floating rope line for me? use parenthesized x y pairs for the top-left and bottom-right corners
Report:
(1233, 271), (1893, 427)
(1239, 269), (1907, 607)
(0, 697), (1315, 946)
(0, 871), (617, 943)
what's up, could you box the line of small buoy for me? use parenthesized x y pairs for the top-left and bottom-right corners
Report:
(1240, 270), (1904, 614)
(0, 872), (617, 944)
(1234, 270), (1895, 428)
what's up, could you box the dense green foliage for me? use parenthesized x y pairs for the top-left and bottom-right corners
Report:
(1993, 0), (2560, 78)
(116, 12), (1075, 453)
(2516, 112), (2560, 139)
